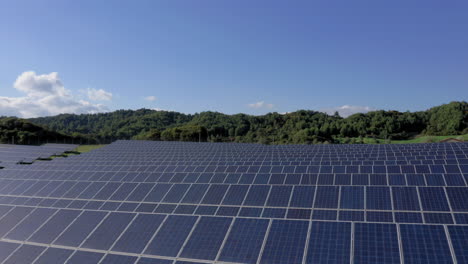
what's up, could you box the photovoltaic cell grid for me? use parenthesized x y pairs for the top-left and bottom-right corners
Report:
(0, 144), (77, 168)
(0, 140), (467, 263)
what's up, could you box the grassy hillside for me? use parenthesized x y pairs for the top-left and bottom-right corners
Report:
(0, 117), (92, 145)
(75, 145), (106, 153)
(391, 134), (468, 144)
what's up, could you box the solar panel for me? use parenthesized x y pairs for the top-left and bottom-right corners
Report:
(112, 214), (165, 253)
(259, 219), (309, 264)
(34, 247), (74, 264)
(0, 140), (467, 263)
(3, 244), (45, 264)
(179, 216), (232, 260)
(448, 226), (468, 263)
(306, 221), (351, 263)
(218, 218), (269, 263)
(81, 212), (135, 250)
(354, 223), (401, 263)
(145, 215), (197, 257)
(400, 224), (453, 263)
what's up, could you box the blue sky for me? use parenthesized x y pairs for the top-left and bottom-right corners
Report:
(0, 0), (467, 118)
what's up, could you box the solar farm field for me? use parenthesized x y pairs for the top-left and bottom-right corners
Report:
(0, 144), (78, 169)
(0, 140), (467, 263)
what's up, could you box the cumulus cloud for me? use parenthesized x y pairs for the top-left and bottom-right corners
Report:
(321, 105), (376, 117)
(248, 101), (274, 109)
(151, 107), (172, 112)
(145, 96), (157, 102)
(87, 88), (112, 101)
(0, 71), (109, 118)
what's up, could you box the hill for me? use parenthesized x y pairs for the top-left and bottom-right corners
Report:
(27, 101), (468, 144)
(0, 117), (92, 145)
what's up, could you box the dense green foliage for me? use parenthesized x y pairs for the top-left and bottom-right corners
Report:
(26, 101), (468, 144)
(0, 117), (91, 145)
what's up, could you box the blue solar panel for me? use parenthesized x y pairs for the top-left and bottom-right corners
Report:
(93, 182), (121, 200)
(181, 184), (208, 203)
(1, 140), (467, 263)
(366, 211), (393, 222)
(424, 213), (454, 224)
(354, 223), (400, 263)
(446, 187), (468, 211)
(0, 241), (20, 262)
(444, 173), (466, 186)
(0, 206), (34, 237)
(3, 244), (44, 264)
(340, 186), (364, 209)
(239, 207), (263, 217)
(262, 208), (286, 218)
(448, 226), (468, 263)
(145, 215), (197, 257)
(81, 212), (135, 250)
(75, 182), (102, 199)
(100, 254), (138, 264)
(174, 204), (197, 214)
(34, 247), (74, 264)
(219, 218), (269, 263)
(180, 216), (232, 260)
(201, 184), (229, 204)
(406, 174), (426, 186)
(67, 251), (104, 264)
(194, 205), (217, 215)
(216, 206), (239, 216)
(29, 209), (81, 244)
(418, 187), (450, 211)
(222, 184), (249, 205)
(4, 207), (56, 241)
(392, 187), (421, 211)
(306, 221), (351, 263)
(144, 184), (172, 202)
(287, 209), (311, 219)
(339, 210), (364, 221)
(394, 212), (423, 223)
(400, 224), (453, 264)
(266, 186), (293, 207)
(162, 184), (190, 203)
(243, 185), (270, 206)
(314, 186), (339, 209)
(260, 220), (309, 264)
(454, 213), (468, 224)
(54, 210), (107, 247)
(426, 174), (446, 186)
(366, 187), (392, 210)
(112, 214), (166, 253)
(289, 186), (315, 208)
(137, 258), (173, 264)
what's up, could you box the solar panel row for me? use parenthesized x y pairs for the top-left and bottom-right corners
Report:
(0, 140), (466, 264)
(1, 211), (467, 263)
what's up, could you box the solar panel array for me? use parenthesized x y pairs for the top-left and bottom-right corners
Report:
(0, 140), (467, 263)
(0, 144), (78, 168)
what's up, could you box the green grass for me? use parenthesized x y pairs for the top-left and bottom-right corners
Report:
(335, 134), (467, 144)
(75, 145), (106, 153)
(391, 134), (468, 144)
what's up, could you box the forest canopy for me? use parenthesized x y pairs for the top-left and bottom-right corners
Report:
(17, 101), (466, 145)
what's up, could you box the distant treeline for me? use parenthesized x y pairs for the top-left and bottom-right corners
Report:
(0, 118), (93, 145)
(23, 101), (467, 144)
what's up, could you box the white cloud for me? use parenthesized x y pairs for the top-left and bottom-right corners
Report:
(145, 96), (157, 102)
(87, 88), (112, 101)
(321, 105), (376, 117)
(0, 71), (109, 118)
(151, 107), (171, 112)
(248, 101), (274, 109)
